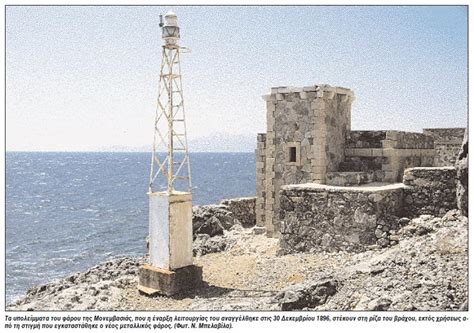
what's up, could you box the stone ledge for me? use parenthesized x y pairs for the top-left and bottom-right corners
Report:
(262, 84), (354, 101)
(405, 166), (456, 171)
(326, 171), (374, 186)
(281, 182), (407, 193)
(345, 148), (436, 157)
(431, 140), (464, 145)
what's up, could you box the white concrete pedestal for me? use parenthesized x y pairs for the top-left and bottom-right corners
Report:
(148, 191), (193, 270)
(139, 191), (202, 296)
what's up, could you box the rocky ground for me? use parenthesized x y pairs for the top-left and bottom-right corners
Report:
(8, 209), (467, 311)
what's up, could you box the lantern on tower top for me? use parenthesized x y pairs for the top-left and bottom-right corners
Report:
(160, 11), (180, 46)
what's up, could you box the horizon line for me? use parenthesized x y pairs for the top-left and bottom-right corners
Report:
(4, 150), (255, 153)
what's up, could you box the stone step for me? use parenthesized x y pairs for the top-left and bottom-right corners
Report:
(326, 171), (374, 186)
(338, 156), (387, 172)
(338, 161), (367, 172)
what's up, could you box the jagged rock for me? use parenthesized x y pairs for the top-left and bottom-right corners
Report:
(252, 226), (266, 235)
(194, 215), (225, 237)
(192, 198), (257, 237)
(275, 277), (338, 310)
(192, 205), (234, 237)
(316, 210), (467, 311)
(459, 300), (468, 311)
(367, 298), (392, 311)
(8, 257), (143, 311)
(193, 234), (228, 256)
(397, 214), (448, 239)
(456, 129), (468, 216)
(398, 217), (411, 227)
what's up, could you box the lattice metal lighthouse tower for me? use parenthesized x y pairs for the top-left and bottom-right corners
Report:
(138, 11), (203, 296)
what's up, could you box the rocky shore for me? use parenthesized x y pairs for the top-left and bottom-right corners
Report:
(9, 208), (467, 311)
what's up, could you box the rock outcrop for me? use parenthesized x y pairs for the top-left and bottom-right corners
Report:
(8, 257), (143, 311)
(192, 204), (235, 237)
(274, 210), (467, 311)
(275, 277), (338, 310)
(192, 197), (256, 237)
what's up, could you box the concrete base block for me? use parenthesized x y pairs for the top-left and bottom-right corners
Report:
(138, 264), (203, 296)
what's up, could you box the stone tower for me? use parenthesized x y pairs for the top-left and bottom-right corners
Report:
(256, 85), (355, 236)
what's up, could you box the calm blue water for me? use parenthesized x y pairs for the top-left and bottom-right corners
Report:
(5, 152), (255, 304)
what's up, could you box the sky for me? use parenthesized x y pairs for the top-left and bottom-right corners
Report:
(5, 5), (468, 152)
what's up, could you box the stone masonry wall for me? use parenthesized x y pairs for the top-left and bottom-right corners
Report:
(423, 128), (465, 167)
(279, 183), (405, 254)
(255, 133), (266, 227)
(220, 197), (256, 227)
(403, 167), (457, 217)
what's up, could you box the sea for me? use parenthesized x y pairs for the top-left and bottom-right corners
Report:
(5, 152), (256, 304)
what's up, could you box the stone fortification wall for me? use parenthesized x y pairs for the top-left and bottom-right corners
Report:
(279, 167), (459, 254)
(403, 167), (457, 217)
(423, 128), (465, 142)
(344, 130), (435, 182)
(255, 133), (266, 227)
(382, 131), (434, 149)
(346, 130), (434, 150)
(279, 183), (405, 254)
(423, 128), (465, 167)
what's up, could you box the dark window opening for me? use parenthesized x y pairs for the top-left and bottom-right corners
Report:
(289, 147), (297, 163)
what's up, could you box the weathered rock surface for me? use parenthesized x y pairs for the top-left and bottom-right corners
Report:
(280, 210), (467, 311)
(8, 210), (467, 311)
(193, 225), (267, 257)
(193, 234), (228, 256)
(456, 129), (468, 216)
(8, 257), (144, 311)
(192, 204), (233, 237)
(275, 277), (338, 310)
